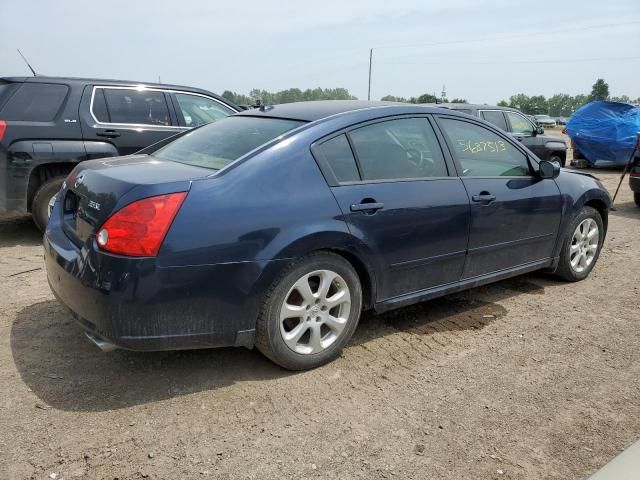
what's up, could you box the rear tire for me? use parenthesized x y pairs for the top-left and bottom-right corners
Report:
(32, 176), (65, 232)
(634, 192), (640, 208)
(255, 252), (362, 370)
(554, 206), (604, 282)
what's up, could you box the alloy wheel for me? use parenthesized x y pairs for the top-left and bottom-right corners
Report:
(570, 218), (599, 273)
(279, 269), (351, 355)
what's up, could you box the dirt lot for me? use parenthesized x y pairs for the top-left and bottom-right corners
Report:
(1, 142), (639, 479)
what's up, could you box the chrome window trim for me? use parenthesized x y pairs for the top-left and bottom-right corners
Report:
(89, 85), (238, 129)
(502, 110), (537, 133)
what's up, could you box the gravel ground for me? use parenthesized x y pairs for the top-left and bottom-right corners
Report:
(1, 139), (639, 479)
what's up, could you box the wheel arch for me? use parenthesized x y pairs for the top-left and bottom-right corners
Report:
(27, 162), (75, 212)
(256, 230), (381, 313)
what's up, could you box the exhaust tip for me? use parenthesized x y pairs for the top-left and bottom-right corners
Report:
(85, 331), (119, 353)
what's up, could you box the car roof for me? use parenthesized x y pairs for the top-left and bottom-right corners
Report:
(235, 100), (455, 122)
(0, 75), (236, 107)
(423, 103), (525, 114)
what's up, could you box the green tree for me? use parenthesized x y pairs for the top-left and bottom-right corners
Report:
(381, 95), (409, 102)
(416, 93), (438, 104)
(497, 100), (509, 107)
(547, 94), (573, 117)
(589, 78), (609, 101)
(221, 90), (252, 105)
(528, 95), (548, 114)
(450, 98), (467, 103)
(610, 94), (630, 104)
(507, 94), (531, 113)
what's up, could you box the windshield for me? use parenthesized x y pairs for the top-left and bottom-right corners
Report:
(153, 116), (305, 170)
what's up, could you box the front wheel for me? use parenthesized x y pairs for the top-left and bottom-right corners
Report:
(554, 206), (604, 282)
(255, 252), (362, 370)
(634, 192), (640, 208)
(549, 154), (565, 168)
(32, 176), (66, 232)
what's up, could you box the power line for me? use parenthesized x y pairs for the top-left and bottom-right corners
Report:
(372, 20), (640, 51)
(380, 56), (640, 66)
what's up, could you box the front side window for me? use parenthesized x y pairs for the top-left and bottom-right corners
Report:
(174, 93), (235, 127)
(480, 110), (508, 131)
(505, 111), (534, 135)
(439, 117), (531, 177)
(0, 83), (68, 121)
(101, 88), (171, 126)
(349, 118), (448, 181)
(154, 116), (304, 170)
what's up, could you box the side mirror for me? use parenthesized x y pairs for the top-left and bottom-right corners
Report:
(539, 160), (560, 179)
(536, 126), (544, 135)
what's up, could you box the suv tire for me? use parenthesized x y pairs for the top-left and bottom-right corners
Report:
(32, 176), (65, 232)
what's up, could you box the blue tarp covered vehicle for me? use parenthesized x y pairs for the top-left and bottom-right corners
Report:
(566, 101), (640, 167)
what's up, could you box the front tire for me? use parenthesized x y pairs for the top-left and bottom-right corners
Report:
(32, 176), (65, 232)
(255, 252), (362, 370)
(634, 192), (640, 208)
(549, 154), (565, 168)
(554, 206), (604, 282)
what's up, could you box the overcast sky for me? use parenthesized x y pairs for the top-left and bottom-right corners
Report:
(1, 0), (639, 103)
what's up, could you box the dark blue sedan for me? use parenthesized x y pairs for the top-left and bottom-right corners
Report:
(44, 101), (611, 370)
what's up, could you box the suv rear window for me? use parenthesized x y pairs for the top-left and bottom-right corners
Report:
(0, 83), (68, 121)
(154, 116), (305, 170)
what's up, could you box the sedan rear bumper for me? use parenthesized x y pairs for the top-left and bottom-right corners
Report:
(43, 211), (276, 352)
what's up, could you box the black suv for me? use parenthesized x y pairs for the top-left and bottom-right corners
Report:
(434, 104), (567, 167)
(0, 76), (239, 230)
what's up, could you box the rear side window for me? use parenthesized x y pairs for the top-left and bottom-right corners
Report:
(349, 118), (448, 181)
(480, 110), (508, 131)
(0, 83), (68, 121)
(100, 88), (171, 126)
(154, 116), (305, 171)
(314, 134), (360, 183)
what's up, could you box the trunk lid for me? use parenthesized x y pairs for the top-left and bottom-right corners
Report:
(59, 154), (210, 246)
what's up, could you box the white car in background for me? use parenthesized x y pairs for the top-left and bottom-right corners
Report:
(533, 114), (557, 128)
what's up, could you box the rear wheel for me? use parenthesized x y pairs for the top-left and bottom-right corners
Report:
(32, 176), (65, 232)
(555, 206), (604, 282)
(634, 192), (640, 208)
(255, 252), (362, 370)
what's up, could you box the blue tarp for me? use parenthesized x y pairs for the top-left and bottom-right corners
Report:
(566, 101), (640, 167)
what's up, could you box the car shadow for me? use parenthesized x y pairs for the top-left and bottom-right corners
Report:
(11, 273), (557, 412)
(0, 216), (42, 248)
(610, 200), (640, 220)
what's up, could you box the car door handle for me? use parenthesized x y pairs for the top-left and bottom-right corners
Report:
(472, 193), (496, 203)
(350, 202), (384, 212)
(96, 130), (121, 138)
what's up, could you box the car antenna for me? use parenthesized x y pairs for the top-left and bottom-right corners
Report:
(17, 49), (38, 76)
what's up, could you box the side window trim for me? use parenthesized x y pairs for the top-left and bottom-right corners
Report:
(433, 114), (536, 178)
(311, 115), (458, 186)
(310, 130), (359, 187)
(89, 86), (236, 129)
(505, 111), (536, 135)
(344, 114), (452, 181)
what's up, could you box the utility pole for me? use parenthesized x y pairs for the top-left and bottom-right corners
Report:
(367, 48), (373, 101)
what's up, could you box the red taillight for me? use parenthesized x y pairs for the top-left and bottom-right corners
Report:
(96, 192), (187, 257)
(0, 120), (7, 141)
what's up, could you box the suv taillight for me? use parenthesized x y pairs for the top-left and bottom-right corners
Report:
(96, 192), (187, 257)
(0, 120), (6, 141)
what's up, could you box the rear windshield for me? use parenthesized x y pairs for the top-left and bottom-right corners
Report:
(153, 116), (305, 170)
